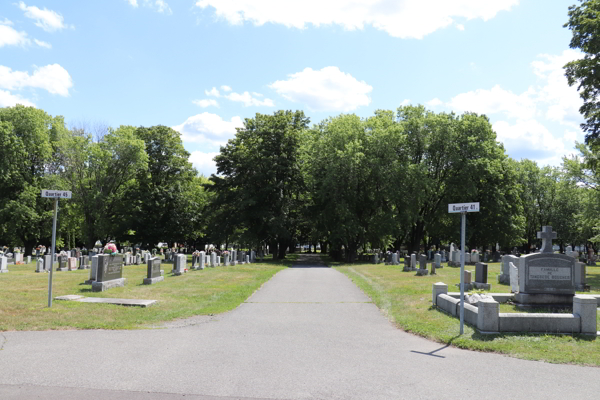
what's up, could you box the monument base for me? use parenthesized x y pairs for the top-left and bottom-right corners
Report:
(473, 282), (491, 290)
(143, 276), (164, 285)
(514, 292), (574, 307)
(497, 274), (510, 284)
(78, 265), (90, 270)
(83, 279), (94, 285)
(56, 267), (68, 272)
(92, 278), (126, 292)
(416, 269), (429, 276)
(0, 269), (8, 273)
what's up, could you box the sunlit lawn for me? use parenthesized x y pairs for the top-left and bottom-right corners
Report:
(0, 255), (289, 331)
(330, 256), (600, 366)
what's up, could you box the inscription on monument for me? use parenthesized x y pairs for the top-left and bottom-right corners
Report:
(96, 255), (123, 282)
(147, 258), (161, 278)
(528, 266), (571, 281)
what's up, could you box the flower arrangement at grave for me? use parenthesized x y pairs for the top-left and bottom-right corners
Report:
(14, 248), (20, 254)
(222, 250), (229, 256)
(103, 243), (118, 255)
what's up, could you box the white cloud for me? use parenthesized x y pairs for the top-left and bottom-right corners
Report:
(153, 0), (172, 14)
(205, 87), (220, 97)
(125, 0), (139, 7)
(34, 39), (51, 49)
(493, 120), (571, 166)
(400, 99), (410, 106)
(225, 91), (274, 107)
(189, 151), (220, 176)
(456, 23), (465, 31)
(172, 112), (243, 147)
(0, 89), (35, 107)
(426, 97), (442, 107)
(192, 98), (219, 108)
(269, 66), (372, 112)
(203, 86), (274, 107)
(0, 64), (73, 96)
(435, 50), (586, 167)
(447, 84), (537, 120)
(195, 0), (518, 39)
(0, 23), (31, 47)
(18, 2), (72, 32)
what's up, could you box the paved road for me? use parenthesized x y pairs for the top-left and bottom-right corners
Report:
(0, 254), (598, 399)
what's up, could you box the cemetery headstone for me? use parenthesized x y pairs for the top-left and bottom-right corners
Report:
(509, 262), (519, 293)
(416, 254), (429, 276)
(434, 253), (442, 269)
(92, 254), (126, 292)
(26, 255), (31, 264)
(174, 254), (187, 276)
(199, 251), (205, 269)
(43, 255), (52, 272)
(0, 256), (8, 273)
(246, 255), (250, 264)
(515, 226), (576, 306)
(36, 258), (45, 273)
(57, 255), (68, 271)
(210, 252), (217, 267)
(67, 257), (78, 271)
(410, 253), (417, 270)
(574, 261), (588, 291)
(474, 262), (491, 290)
(499, 255), (519, 284)
(143, 257), (164, 284)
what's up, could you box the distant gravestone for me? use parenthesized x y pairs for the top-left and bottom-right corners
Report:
(210, 252), (217, 267)
(434, 253), (442, 269)
(246, 255), (250, 264)
(78, 256), (88, 270)
(57, 255), (68, 271)
(86, 255), (99, 284)
(410, 253), (417, 270)
(67, 257), (78, 271)
(36, 258), (45, 273)
(419, 254), (427, 269)
(224, 253), (230, 266)
(499, 255), (519, 284)
(0, 256), (8, 273)
(509, 262), (519, 293)
(143, 258), (164, 285)
(474, 262), (491, 290)
(92, 254), (125, 291)
(199, 251), (206, 269)
(43, 255), (52, 272)
(174, 254), (186, 275)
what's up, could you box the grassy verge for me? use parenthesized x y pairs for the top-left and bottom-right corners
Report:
(0, 256), (286, 331)
(324, 255), (600, 366)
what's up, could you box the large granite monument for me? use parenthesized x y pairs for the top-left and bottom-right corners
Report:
(143, 257), (164, 285)
(92, 254), (126, 292)
(515, 226), (576, 307)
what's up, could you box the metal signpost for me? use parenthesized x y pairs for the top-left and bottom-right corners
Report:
(41, 190), (72, 307)
(448, 202), (480, 334)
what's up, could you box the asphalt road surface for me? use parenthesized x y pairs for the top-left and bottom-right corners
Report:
(0, 254), (598, 399)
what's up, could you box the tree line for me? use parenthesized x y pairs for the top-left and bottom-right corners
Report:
(2, 104), (599, 262)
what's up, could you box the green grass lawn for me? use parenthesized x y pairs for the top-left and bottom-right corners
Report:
(0, 255), (287, 331)
(328, 256), (600, 366)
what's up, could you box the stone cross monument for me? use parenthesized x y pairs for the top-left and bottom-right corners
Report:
(537, 226), (556, 253)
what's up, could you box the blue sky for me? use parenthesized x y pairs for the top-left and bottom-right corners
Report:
(0, 0), (585, 175)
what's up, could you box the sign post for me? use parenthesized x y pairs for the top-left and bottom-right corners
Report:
(41, 190), (72, 307)
(448, 202), (479, 334)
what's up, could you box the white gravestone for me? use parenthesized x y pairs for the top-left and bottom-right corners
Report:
(36, 258), (45, 273)
(199, 251), (205, 269)
(410, 254), (417, 270)
(210, 252), (217, 267)
(434, 253), (441, 269)
(174, 254), (186, 275)
(0, 256), (8, 273)
(509, 262), (519, 293)
(246, 255), (250, 264)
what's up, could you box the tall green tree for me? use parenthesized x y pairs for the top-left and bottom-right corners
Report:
(118, 125), (205, 249)
(60, 125), (148, 248)
(209, 110), (309, 259)
(564, 0), (600, 143)
(0, 105), (68, 254)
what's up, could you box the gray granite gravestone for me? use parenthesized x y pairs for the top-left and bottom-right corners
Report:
(143, 258), (164, 284)
(474, 262), (491, 290)
(92, 254), (126, 292)
(515, 226), (575, 306)
(43, 255), (52, 272)
(57, 255), (68, 271)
